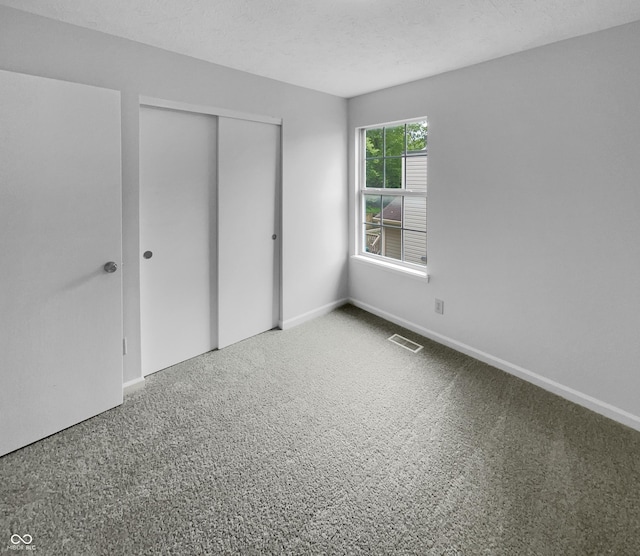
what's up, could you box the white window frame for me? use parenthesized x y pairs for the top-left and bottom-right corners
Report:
(356, 117), (428, 275)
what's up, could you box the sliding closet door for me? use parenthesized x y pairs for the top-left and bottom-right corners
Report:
(139, 106), (217, 375)
(0, 70), (123, 456)
(218, 118), (281, 348)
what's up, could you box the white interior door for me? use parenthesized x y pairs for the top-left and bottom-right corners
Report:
(140, 106), (217, 375)
(0, 70), (123, 457)
(218, 117), (280, 348)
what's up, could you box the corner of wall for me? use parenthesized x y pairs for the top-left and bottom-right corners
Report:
(280, 298), (349, 330)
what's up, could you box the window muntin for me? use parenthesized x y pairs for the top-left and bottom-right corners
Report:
(360, 119), (427, 267)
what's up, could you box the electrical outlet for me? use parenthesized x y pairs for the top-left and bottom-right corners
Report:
(435, 299), (444, 315)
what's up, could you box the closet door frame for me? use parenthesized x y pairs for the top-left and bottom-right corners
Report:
(138, 96), (283, 354)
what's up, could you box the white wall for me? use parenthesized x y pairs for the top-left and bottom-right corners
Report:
(0, 6), (349, 385)
(348, 21), (640, 428)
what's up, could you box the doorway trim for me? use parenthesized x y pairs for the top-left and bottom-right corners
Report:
(140, 96), (282, 126)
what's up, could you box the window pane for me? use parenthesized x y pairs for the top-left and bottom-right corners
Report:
(364, 223), (381, 255)
(385, 157), (402, 188)
(381, 196), (402, 227)
(365, 158), (383, 188)
(407, 121), (427, 152)
(403, 197), (426, 232)
(359, 118), (429, 267)
(381, 226), (402, 260)
(364, 195), (382, 223)
(405, 155), (427, 192)
(403, 230), (427, 266)
(385, 125), (405, 157)
(365, 128), (383, 158)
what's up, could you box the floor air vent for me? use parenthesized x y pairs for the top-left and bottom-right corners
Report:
(388, 334), (423, 353)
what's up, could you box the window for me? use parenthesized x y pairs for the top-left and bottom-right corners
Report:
(359, 119), (427, 268)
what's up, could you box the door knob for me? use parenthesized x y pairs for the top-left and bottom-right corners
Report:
(143, 251), (153, 259)
(104, 261), (118, 273)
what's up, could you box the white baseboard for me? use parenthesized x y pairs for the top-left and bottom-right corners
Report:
(123, 376), (145, 395)
(349, 298), (640, 433)
(280, 298), (349, 330)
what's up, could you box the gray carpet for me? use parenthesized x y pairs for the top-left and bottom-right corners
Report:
(2, 304), (640, 555)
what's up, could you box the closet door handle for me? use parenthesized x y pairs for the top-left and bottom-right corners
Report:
(104, 262), (118, 273)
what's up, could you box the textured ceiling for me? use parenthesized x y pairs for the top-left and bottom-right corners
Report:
(2, 0), (640, 97)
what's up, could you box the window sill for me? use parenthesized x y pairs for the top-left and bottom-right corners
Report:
(351, 255), (429, 282)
